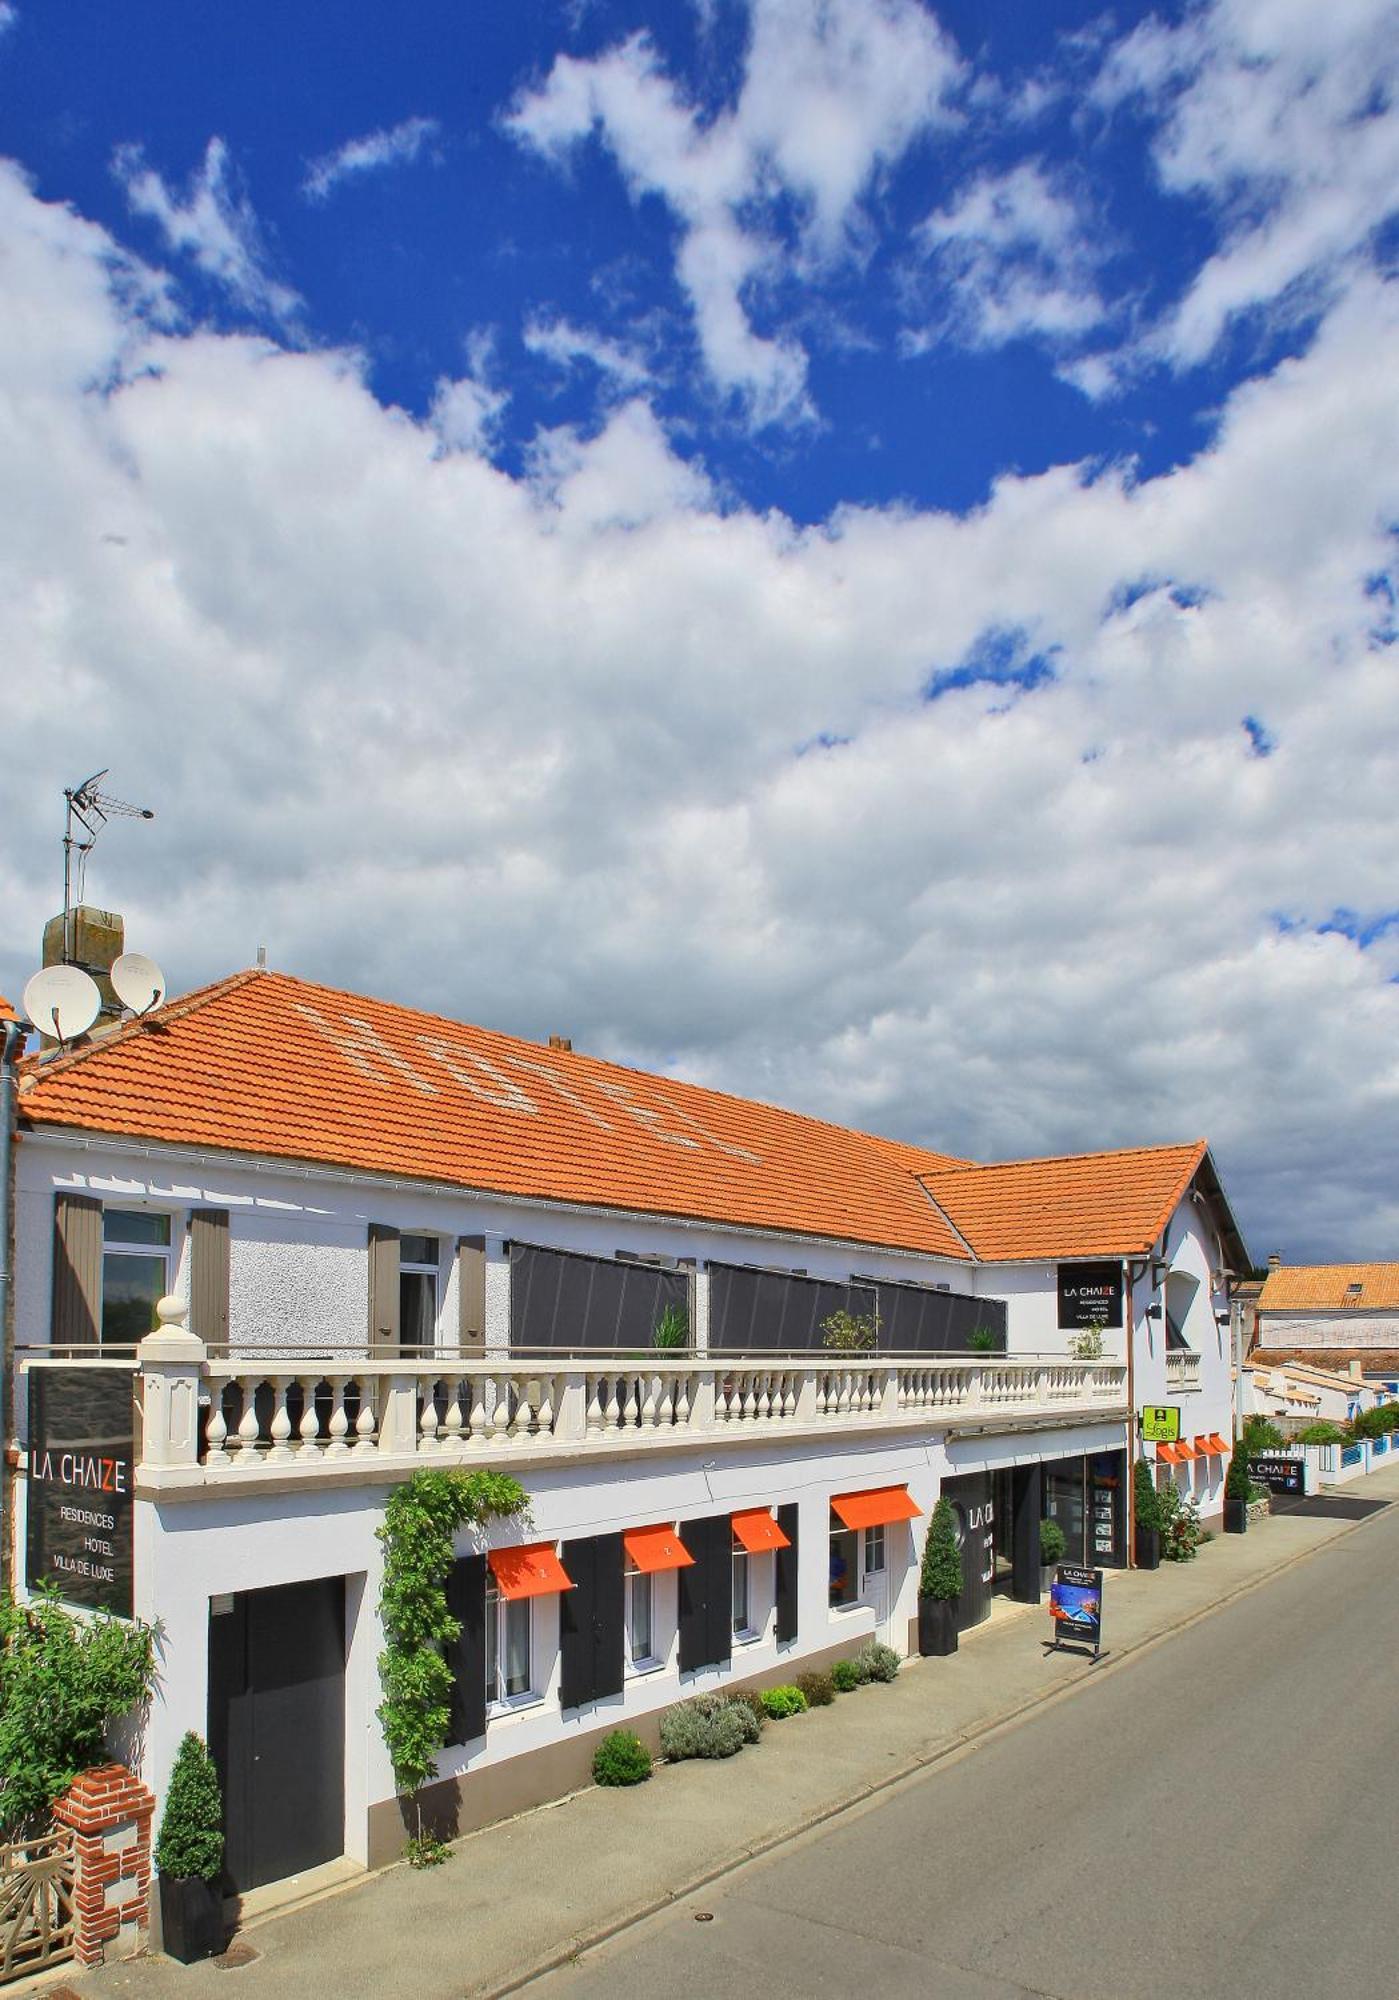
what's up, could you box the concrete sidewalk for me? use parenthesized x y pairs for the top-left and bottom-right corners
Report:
(68, 1466), (1399, 2000)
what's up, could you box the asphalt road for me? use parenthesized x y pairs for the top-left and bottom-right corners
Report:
(529, 1499), (1399, 2000)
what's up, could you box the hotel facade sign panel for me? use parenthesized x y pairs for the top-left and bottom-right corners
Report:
(1057, 1261), (1124, 1330)
(26, 1368), (135, 1618)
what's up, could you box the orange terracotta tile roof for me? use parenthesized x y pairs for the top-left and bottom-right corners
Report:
(16, 969), (974, 1258)
(918, 1143), (1209, 1262)
(1258, 1264), (1399, 1313)
(16, 968), (1237, 1267)
(0, 994), (16, 1024)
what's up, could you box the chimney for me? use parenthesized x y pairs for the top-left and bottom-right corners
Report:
(41, 905), (125, 1023)
(548, 1034), (573, 1052)
(1268, 1252), (1281, 1270)
(1349, 1359), (1364, 1381)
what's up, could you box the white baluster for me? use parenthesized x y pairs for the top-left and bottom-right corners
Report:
(535, 1377), (555, 1437)
(585, 1375), (603, 1433)
(516, 1382), (536, 1436)
(442, 1378), (465, 1448)
(267, 1377), (294, 1463)
(657, 1376), (674, 1428)
(491, 1382), (512, 1443)
(641, 1375), (659, 1429)
(206, 1389), (228, 1463)
(354, 1387), (378, 1452)
(326, 1377), (350, 1456)
(237, 1384), (262, 1459)
(298, 1379), (321, 1455)
(623, 1376), (641, 1429)
(673, 1373), (691, 1426)
(467, 1378), (488, 1445)
(605, 1377), (622, 1433)
(742, 1376), (758, 1422)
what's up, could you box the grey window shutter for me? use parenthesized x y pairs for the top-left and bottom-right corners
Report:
(189, 1208), (230, 1347)
(445, 1554), (487, 1747)
(775, 1504), (799, 1643)
(367, 1224), (400, 1350)
(678, 1515), (732, 1673)
(457, 1236), (486, 1354)
(559, 1536), (596, 1710)
(52, 1193), (102, 1346)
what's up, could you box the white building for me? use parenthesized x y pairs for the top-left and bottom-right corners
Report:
(9, 967), (1246, 1892)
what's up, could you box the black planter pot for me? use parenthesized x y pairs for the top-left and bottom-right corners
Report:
(1134, 1526), (1161, 1571)
(1223, 1497), (1249, 1536)
(918, 1595), (958, 1657)
(159, 1872), (225, 1964)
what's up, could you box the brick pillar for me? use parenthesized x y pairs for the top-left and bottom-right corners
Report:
(52, 1763), (156, 1966)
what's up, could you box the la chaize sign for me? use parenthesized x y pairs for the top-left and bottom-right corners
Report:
(26, 1369), (135, 1618)
(1057, 1261), (1124, 1331)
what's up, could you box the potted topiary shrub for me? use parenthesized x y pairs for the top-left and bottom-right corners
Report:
(1038, 1518), (1067, 1594)
(1223, 1444), (1251, 1534)
(1133, 1458), (1162, 1570)
(918, 1496), (963, 1656)
(155, 1731), (225, 1964)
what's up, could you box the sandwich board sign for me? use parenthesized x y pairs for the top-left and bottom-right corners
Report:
(1049, 1566), (1103, 1659)
(1138, 1406), (1181, 1443)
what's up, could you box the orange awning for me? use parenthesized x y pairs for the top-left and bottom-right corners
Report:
(1173, 1440), (1199, 1461)
(488, 1543), (575, 1600)
(622, 1524), (695, 1574)
(1205, 1433), (1231, 1455)
(831, 1486), (922, 1530)
(1156, 1442), (1185, 1464)
(731, 1508), (791, 1554)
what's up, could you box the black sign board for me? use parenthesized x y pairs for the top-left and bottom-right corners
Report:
(1058, 1261), (1124, 1330)
(1049, 1564), (1104, 1656)
(1249, 1454), (1305, 1496)
(26, 1369), (135, 1618)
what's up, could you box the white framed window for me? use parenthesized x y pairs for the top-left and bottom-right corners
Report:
(484, 1577), (534, 1706)
(863, 1523), (886, 1576)
(400, 1233), (439, 1353)
(732, 1536), (753, 1639)
(829, 1523), (859, 1608)
(101, 1209), (173, 1346)
(625, 1561), (658, 1671)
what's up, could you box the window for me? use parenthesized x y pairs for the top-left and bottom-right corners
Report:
(484, 1577), (533, 1704)
(731, 1536), (751, 1637)
(625, 1561), (656, 1669)
(863, 1523), (886, 1575)
(829, 1523), (859, 1608)
(101, 1209), (172, 1346)
(400, 1234), (439, 1353)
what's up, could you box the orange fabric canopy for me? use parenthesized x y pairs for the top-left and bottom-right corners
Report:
(831, 1486), (922, 1530)
(1156, 1442), (1185, 1464)
(730, 1508), (791, 1554)
(622, 1524), (695, 1574)
(1173, 1440), (1199, 1461)
(488, 1543), (575, 1600)
(1204, 1433), (1230, 1455)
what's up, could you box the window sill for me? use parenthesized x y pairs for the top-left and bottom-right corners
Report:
(626, 1656), (665, 1679)
(486, 1691), (544, 1721)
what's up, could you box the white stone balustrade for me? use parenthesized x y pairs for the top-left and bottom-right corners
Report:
(1165, 1350), (1202, 1394)
(36, 1300), (1128, 1490)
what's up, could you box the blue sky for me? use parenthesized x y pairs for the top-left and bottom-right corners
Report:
(1, 0), (1397, 1259)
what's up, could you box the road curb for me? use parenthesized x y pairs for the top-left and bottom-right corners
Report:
(482, 1501), (1387, 1997)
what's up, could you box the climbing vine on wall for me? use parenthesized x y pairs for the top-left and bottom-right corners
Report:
(377, 1468), (530, 1802)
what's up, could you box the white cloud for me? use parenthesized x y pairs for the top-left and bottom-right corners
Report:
(909, 162), (1107, 353)
(0, 6), (18, 39)
(524, 313), (653, 391)
(1097, 0), (1399, 369)
(506, 0), (962, 425)
(430, 329), (510, 454)
(112, 137), (300, 322)
(3, 162), (1399, 1256)
(302, 116), (441, 203)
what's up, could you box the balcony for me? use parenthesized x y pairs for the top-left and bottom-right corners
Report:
(1165, 1350), (1202, 1394)
(25, 1303), (1130, 1498)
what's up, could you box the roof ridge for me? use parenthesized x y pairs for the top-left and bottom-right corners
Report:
(17, 966), (266, 1087)
(923, 1138), (1206, 1175)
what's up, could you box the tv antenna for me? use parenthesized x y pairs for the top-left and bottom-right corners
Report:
(62, 769), (154, 962)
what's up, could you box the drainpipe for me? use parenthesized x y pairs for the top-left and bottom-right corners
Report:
(0, 1015), (31, 1592)
(1124, 1254), (1149, 1565)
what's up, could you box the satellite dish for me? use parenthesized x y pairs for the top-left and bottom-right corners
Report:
(111, 951), (166, 1017)
(23, 965), (101, 1043)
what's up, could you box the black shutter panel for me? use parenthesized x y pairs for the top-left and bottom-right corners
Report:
(591, 1532), (625, 1703)
(445, 1554), (487, 1748)
(559, 1537), (597, 1710)
(707, 1515), (733, 1670)
(52, 1193), (102, 1346)
(775, 1503), (799, 1643)
(677, 1516), (710, 1673)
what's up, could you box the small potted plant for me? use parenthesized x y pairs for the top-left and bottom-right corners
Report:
(918, 1496), (963, 1656)
(1133, 1458), (1162, 1570)
(1038, 1517), (1066, 1594)
(155, 1731), (226, 1963)
(1223, 1443), (1251, 1534)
